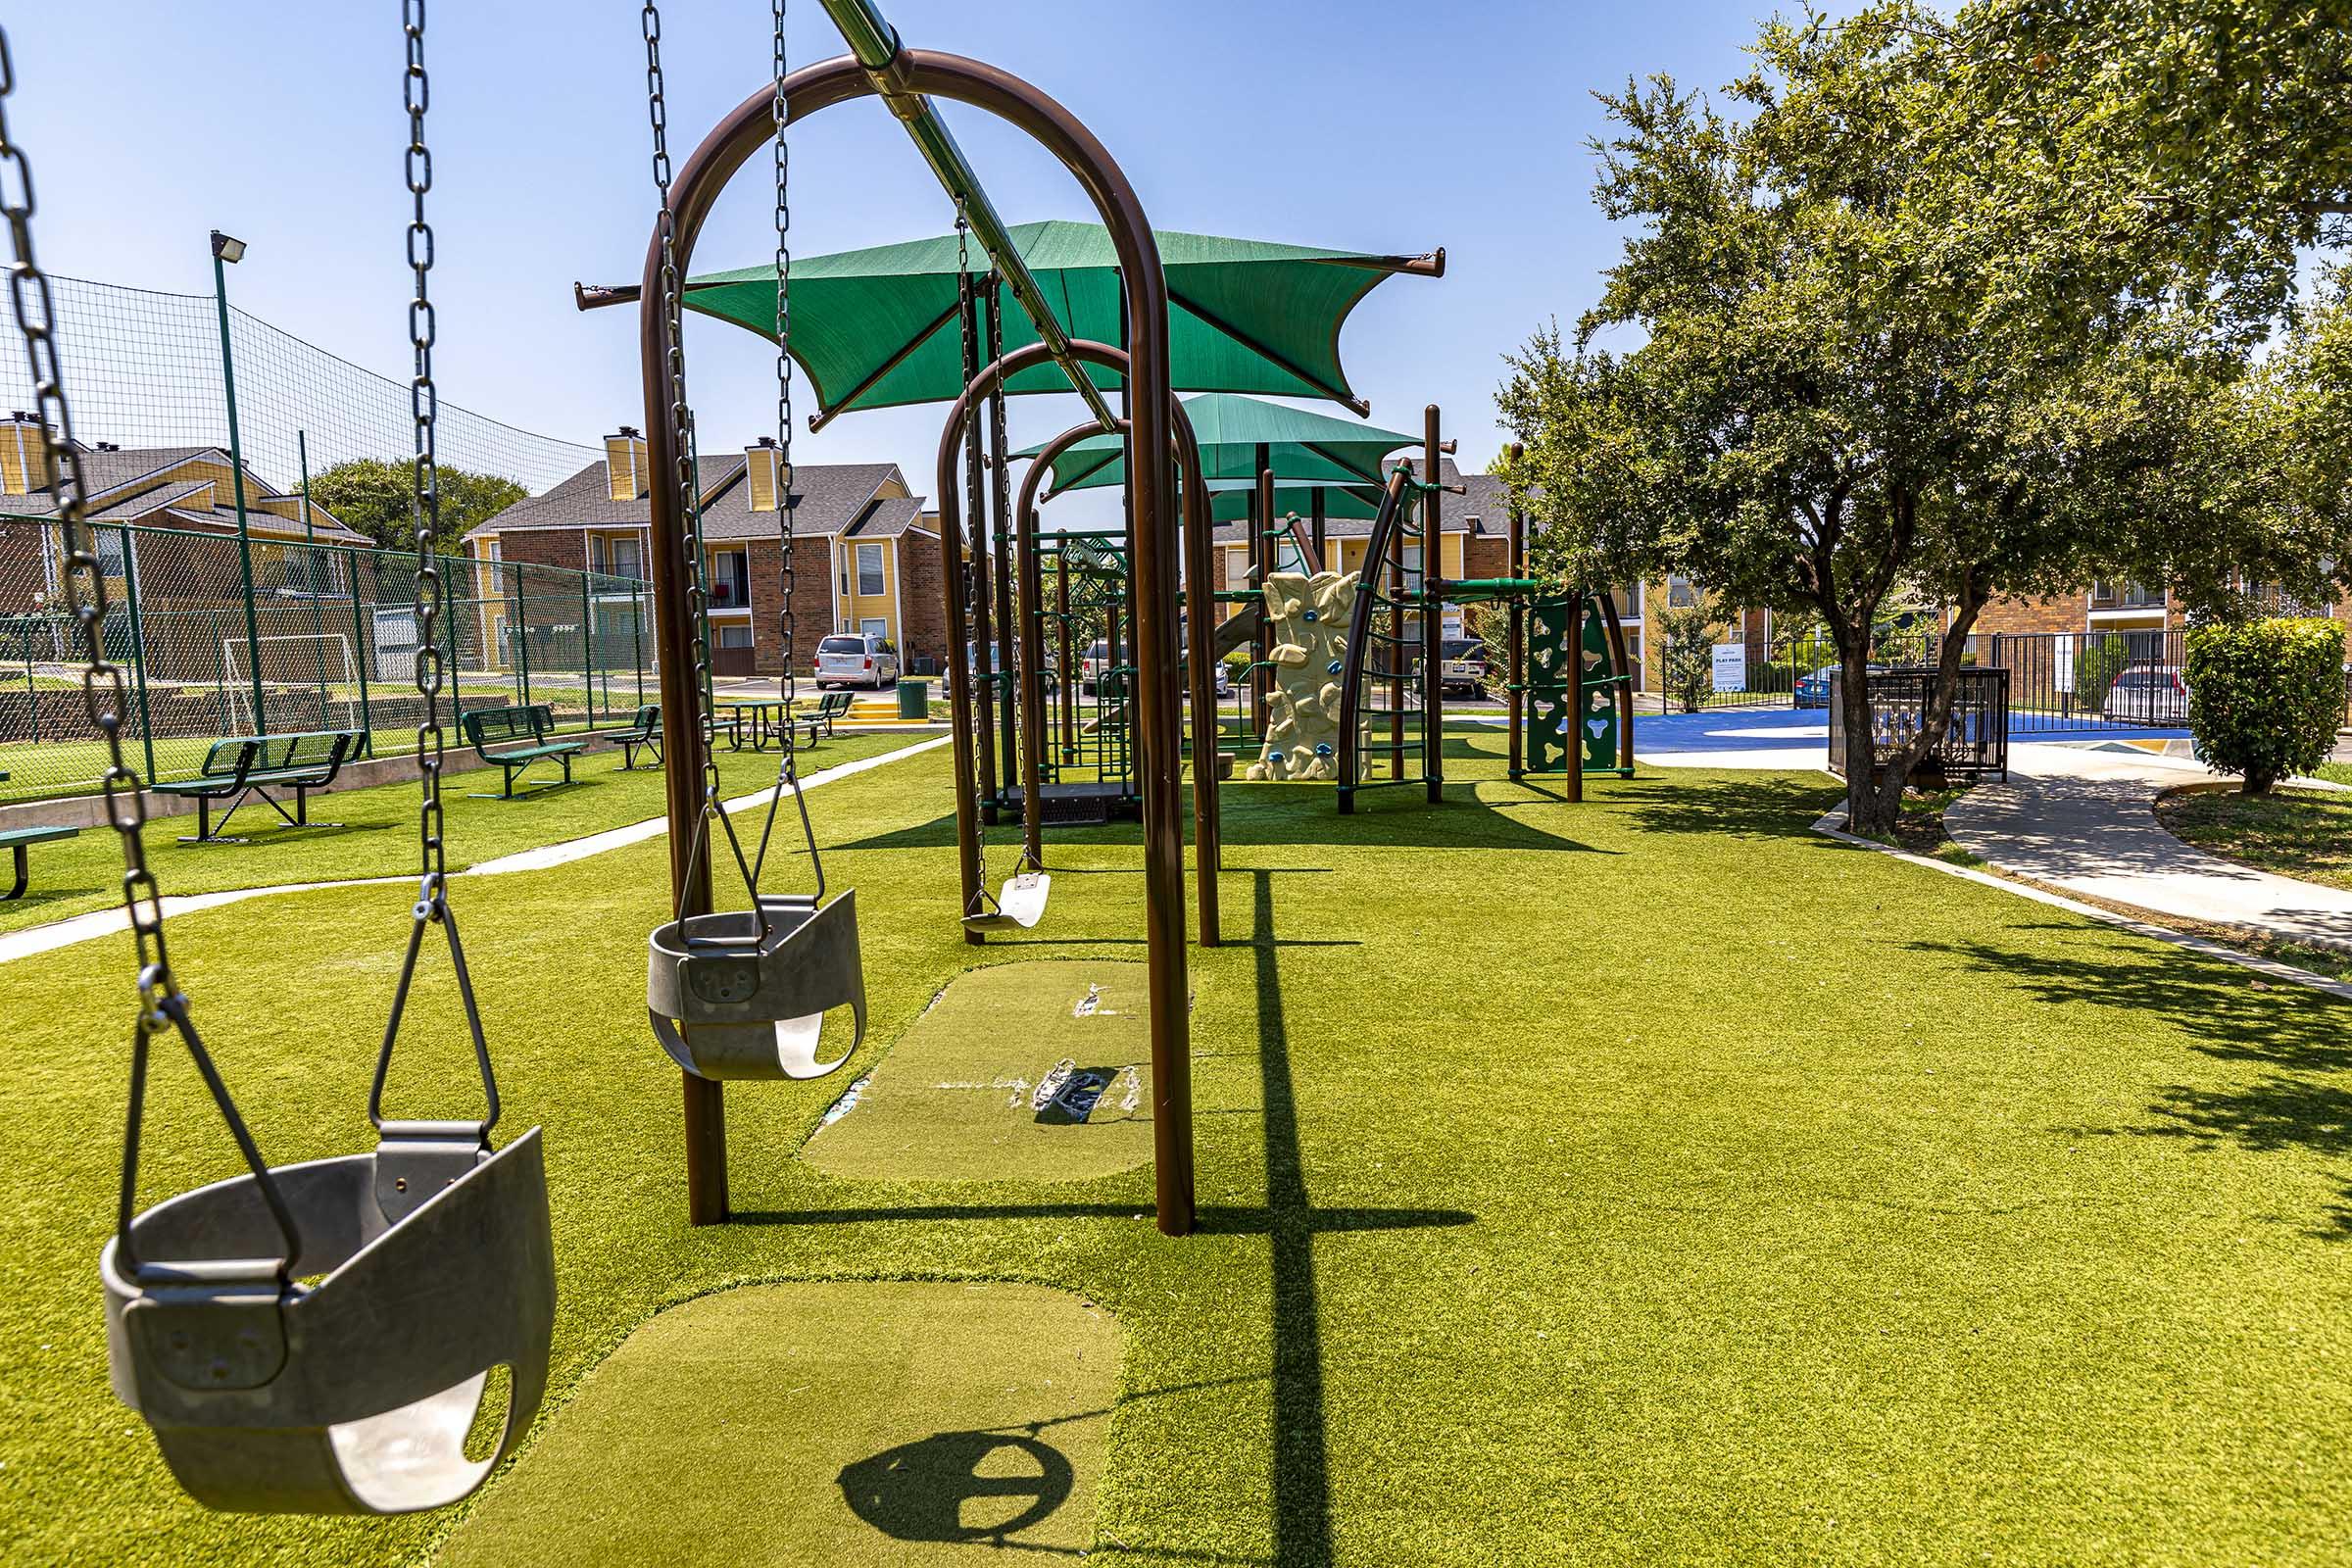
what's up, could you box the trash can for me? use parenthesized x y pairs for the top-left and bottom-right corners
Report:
(896, 676), (929, 721)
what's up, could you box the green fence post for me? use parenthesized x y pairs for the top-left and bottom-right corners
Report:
(350, 545), (373, 757)
(445, 558), (464, 748)
(117, 523), (159, 783)
(582, 570), (596, 727)
(513, 562), (532, 712)
(632, 583), (646, 708)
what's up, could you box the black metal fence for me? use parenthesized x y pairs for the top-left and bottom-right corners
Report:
(1827, 664), (2011, 782)
(1653, 625), (2209, 735)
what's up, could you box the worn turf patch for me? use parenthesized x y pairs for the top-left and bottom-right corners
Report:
(434, 1282), (1118, 1566)
(802, 960), (1152, 1183)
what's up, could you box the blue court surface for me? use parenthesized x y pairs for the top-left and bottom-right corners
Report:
(1617, 709), (2191, 755)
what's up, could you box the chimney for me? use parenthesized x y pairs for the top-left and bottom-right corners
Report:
(745, 436), (785, 514)
(604, 426), (651, 503)
(0, 412), (54, 498)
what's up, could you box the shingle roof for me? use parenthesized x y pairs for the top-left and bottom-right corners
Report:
(157, 504), (368, 544)
(704, 461), (898, 542)
(464, 453), (749, 538)
(1210, 459), (1513, 545)
(87, 478), (215, 521)
(843, 494), (926, 539)
(0, 444), (222, 516)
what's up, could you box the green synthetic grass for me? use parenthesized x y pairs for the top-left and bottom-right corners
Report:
(2155, 785), (2352, 894)
(4, 733), (2352, 1565)
(0, 730), (925, 935)
(2318, 760), (2352, 787)
(801, 958), (1153, 1184)
(438, 1282), (1119, 1565)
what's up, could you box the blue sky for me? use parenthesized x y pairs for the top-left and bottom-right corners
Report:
(9, 0), (1782, 512)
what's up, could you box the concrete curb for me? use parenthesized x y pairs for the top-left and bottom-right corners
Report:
(1808, 810), (2352, 1003)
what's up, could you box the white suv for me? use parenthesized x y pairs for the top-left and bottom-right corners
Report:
(814, 632), (901, 689)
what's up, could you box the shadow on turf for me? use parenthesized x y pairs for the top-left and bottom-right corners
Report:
(838, 796), (1603, 856)
(1613, 775), (1845, 839)
(1909, 927), (2352, 1240)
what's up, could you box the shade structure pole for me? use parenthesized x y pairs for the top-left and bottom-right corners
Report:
(638, 45), (1190, 1234)
(1311, 487), (1327, 572)
(1506, 443), (1525, 782)
(1014, 449), (1048, 867)
(1055, 557), (1075, 762)
(1250, 446), (1272, 738)
(1568, 587), (1590, 803)
(817, 0), (1118, 432)
(1422, 405), (1444, 803)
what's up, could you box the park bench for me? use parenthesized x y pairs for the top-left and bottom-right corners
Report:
(461, 704), (584, 798)
(0, 822), (79, 900)
(615, 704), (662, 770)
(149, 730), (359, 845)
(800, 690), (857, 746)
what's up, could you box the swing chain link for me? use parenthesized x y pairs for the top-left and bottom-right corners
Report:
(404, 0), (449, 901)
(642, 1), (718, 807)
(954, 212), (994, 911)
(772, 0), (797, 765)
(0, 24), (176, 1023)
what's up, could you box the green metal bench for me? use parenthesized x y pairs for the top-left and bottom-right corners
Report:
(149, 730), (360, 844)
(800, 690), (857, 746)
(0, 822), (78, 900)
(461, 704), (584, 798)
(615, 704), (662, 770)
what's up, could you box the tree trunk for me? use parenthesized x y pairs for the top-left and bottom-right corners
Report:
(1838, 640), (1889, 834)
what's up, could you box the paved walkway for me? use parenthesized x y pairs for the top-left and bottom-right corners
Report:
(0, 736), (951, 966)
(1944, 743), (2352, 953)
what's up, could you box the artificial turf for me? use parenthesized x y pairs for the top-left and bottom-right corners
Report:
(0, 729), (924, 936)
(4, 730), (2351, 1566)
(2153, 784), (2352, 894)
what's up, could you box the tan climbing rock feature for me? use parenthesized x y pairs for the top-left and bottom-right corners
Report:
(1246, 568), (1361, 781)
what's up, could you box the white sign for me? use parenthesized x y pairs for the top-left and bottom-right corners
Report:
(1711, 642), (1747, 693)
(2054, 634), (2076, 693)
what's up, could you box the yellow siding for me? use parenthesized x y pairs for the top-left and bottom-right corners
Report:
(837, 537), (900, 640)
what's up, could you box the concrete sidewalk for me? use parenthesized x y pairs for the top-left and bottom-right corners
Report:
(1943, 743), (2352, 953)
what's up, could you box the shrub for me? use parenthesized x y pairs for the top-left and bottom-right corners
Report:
(2184, 617), (2348, 795)
(2071, 635), (2134, 712)
(1655, 595), (1725, 713)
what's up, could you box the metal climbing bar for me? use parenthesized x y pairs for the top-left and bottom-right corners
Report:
(817, 0), (1118, 432)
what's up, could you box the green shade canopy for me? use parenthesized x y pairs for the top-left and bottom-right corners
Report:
(1023, 392), (1418, 500)
(616, 221), (1437, 426)
(1203, 477), (1385, 524)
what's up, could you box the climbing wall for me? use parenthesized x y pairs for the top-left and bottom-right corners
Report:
(1526, 596), (1622, 773)
(1247, 569), (1361, 781)
(1527, 597), (1575, 772)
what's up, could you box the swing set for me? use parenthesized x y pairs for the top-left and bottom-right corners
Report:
(0, 0), (1211, 1524)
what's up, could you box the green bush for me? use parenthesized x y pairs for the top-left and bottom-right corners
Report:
(2071, 636), (2134, 712)
(2184, 617), (2348, 795)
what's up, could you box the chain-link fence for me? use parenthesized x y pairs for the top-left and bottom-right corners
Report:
(0, 516), (654, 803)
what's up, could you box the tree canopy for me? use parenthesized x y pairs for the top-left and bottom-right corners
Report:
(307, 458), (526, 555)
(1498, 0), (2350, 833)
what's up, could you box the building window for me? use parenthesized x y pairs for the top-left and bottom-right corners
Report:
(591, 532), (643, 581)
(1610, 585), (1641, 623)
(1667, 574), (1699, 608)
(857, 542), (886, 596)
(94, 527), (129, 579)
(860, 616), (889, 640)
(715, 622), (754, 649)
(709, 548), (750, 609)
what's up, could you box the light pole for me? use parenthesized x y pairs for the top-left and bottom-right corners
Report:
(211, 228), (266, 734)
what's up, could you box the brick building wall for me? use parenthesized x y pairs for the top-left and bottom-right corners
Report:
(898, 528), (951, 672)
(494, 527), (588, 572)
(743, 536), (839, 677)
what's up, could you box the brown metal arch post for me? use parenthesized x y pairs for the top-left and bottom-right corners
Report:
(1599, 592), (1637, 770)
(1506, 442), (1525, 783)
(635, 48), (1190, 1234)
(1013, 407), (1217, 947)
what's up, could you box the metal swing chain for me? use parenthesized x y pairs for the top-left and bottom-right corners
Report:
(0, 24), (299, 1265)
(373, 0), (501, 1136)
(984, 272), (1038, 878)
(954, 212), (995, 912)
(772, 0), (797, 756)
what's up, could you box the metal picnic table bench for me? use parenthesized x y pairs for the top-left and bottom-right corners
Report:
(0, 820), (78, 900)
(461, 704), (586, 798)
(148, 729), (360, 845)
(613, 703), (662, 770)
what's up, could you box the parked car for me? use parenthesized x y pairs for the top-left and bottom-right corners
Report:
(1079, 639), (1116, 696)
(1793, 663), (1887, 709)
(814, 631), (900, 690)
(1440, 638), (1488, 697)
(2102, 662), (2190, 724)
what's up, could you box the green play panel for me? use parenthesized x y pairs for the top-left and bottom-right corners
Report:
(801, 960), (1153, 1184)
(436, 1282), (1120, 1566)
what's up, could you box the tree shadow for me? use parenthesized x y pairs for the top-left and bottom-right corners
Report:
(841, 789), (1602, 856)
(1907, 929), (2352, 1239)
(1612, 776), (1844, 840)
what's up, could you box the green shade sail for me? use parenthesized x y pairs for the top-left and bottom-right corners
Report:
(1204, 477), (1385, 524)
(654, 221), (1436, 424)
(1023, 392), (1418, 500)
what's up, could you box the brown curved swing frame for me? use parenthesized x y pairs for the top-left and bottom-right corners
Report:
(634, 47), (1194, 1235)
